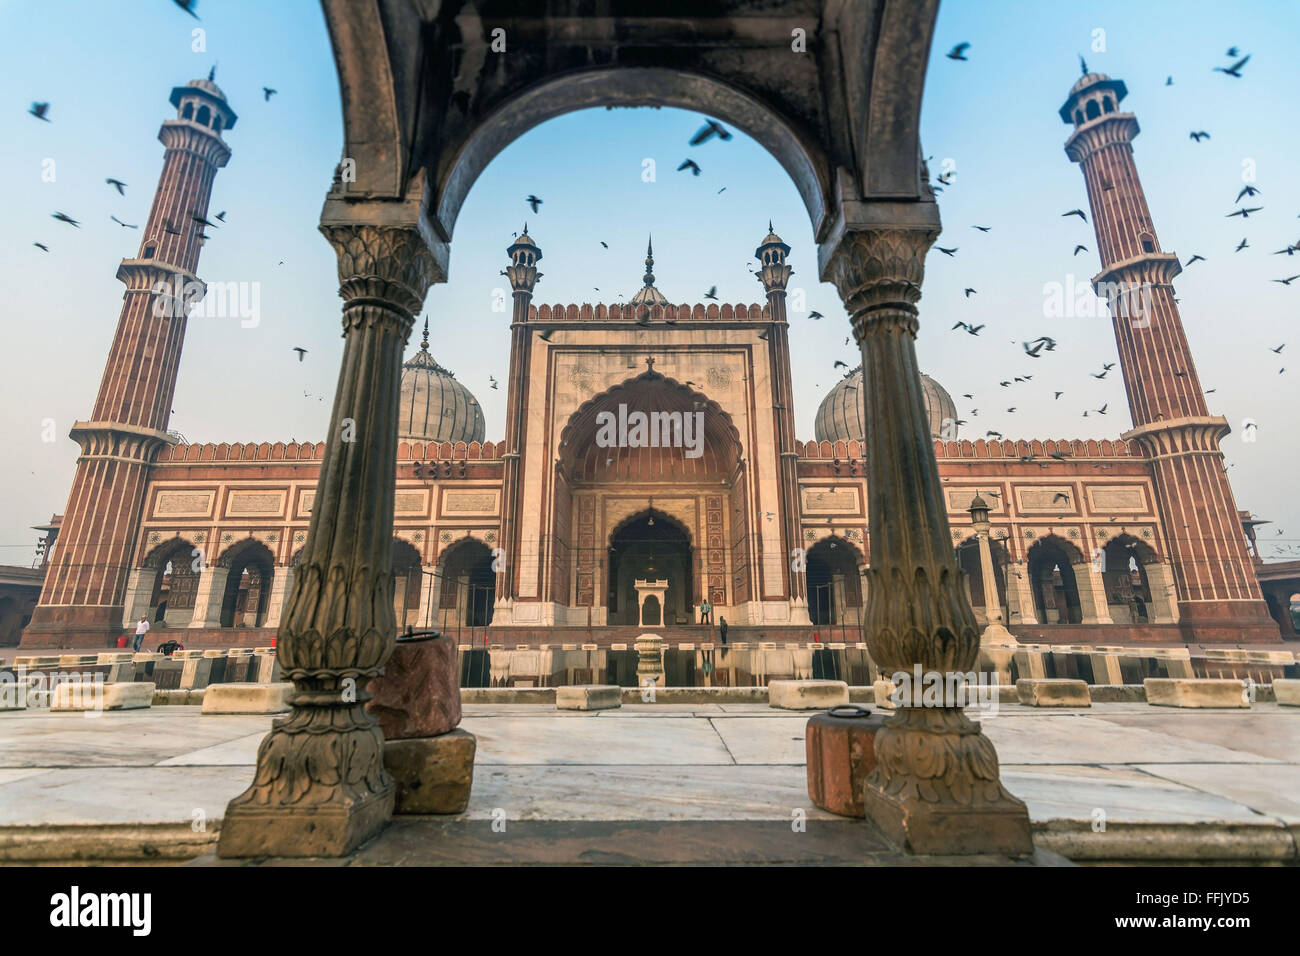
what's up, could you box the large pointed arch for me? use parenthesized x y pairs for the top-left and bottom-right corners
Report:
(558, 369), (743, 483)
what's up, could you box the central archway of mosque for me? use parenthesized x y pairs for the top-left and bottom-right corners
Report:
(607, 511), (692, 626)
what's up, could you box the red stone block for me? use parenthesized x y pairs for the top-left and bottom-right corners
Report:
(805, 705), (885, 818)
(366, 634), (462, 740)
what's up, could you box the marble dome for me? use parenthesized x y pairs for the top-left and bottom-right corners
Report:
(398, 323), (486, 444)
(814, 366), (958, 443)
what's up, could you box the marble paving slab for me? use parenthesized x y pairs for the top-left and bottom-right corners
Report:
(1130, 763), (1300, 823)
(1000, 764), (1273, 825)
(1092, 711), (1299, 762)
(708, 715), (812, 765)
(980, 714), (1279, 765)
(156, 732), (269, 766)
(462, 714), (734, 765)
(465, 764), (839, 821)
(0, 766), (249, 826)
(0, 711), (270, 768)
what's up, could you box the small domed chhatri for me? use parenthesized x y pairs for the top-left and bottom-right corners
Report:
(815, 366), (958, 443)
(398, 320), (486, 444)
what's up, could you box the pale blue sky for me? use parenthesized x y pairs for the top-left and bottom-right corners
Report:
(1, 0), (1297, 563)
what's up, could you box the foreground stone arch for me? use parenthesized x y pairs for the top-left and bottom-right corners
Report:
(219, 0), (1033, 861)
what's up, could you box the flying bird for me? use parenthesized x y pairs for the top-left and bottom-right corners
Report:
(1236, 185), (1261, 202)
(1214, 54), (1250, 77)
(1073, 244), (1088, 255)
(689, 119), (732, 145)
(33, 242), (49, 252)
(1274, 275), (1300, 286)
(191, 214), (219, 229)
(215, 211), (226, 222)
(704, 286), (718, 300)
(946, 42), (971, 61)
(1062, 209), (1087, 222)
(110, 215), (137, 229)
(834, 360), (849, 369)
(972, 225), (991, 232)
(263, 87), (277, 101)
(1185, 254), (1206, 266)
(1271, 343), (1285, 353)
(1235, 238), (1249, 252)
(808, 311), (824, 320)
(1226, 206), (1262, 218)
(964, 288), (977, 297)
(936, 246), (958, 257)
(537, 328), (555, 342)
(676, 159), (701, 176)
(489, 376), (499, 390)
(1054, 391), (1064, 399)
(171, 0), (200, 19)
(105, 178), (127, 195)
(599, 241), (608, 248)
(51, 212), (79, 227)
(28, 102), (51, 122)
(1189, 131), (1210, 142)
(1023, 336), (1057, 357)
(526, 195), (542, 213)
(1165, 76), (1174, 86)
(292, 347), (307, 362)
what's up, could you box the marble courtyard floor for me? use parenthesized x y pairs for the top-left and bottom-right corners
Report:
(1, 702), (1297, 864)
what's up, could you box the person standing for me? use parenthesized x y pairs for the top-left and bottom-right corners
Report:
(718, 616), (728, 646)
(699, 597), (712, 626)
(132, 616), (151, 652)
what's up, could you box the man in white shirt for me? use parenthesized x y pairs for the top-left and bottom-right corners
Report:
(133, 617), (151, 652)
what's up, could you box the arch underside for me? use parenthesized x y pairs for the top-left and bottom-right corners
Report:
(319, 0), (940, 260)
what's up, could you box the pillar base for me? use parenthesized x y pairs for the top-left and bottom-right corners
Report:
(216, 786), (395, 858)
(863, 707), (1033, 856)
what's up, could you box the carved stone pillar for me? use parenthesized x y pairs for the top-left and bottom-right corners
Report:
(218, 225), (441, 858)
(824, 226), (1032, 856)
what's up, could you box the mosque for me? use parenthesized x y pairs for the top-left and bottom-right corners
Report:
(14, 71), (1296, 649)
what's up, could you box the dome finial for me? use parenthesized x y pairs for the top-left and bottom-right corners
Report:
(629, 232), (670, 306)
(420, 317), (429, 351)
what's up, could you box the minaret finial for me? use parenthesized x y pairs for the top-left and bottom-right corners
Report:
(208, 63), (217, 82)
(420, 317), (429, 350)
(768, 219), (773, 232)
(643, 235), (655, 287)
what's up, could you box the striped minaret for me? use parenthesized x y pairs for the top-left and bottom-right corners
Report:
(1061, 71), (1277, 642)
(23, 78), (235, 647)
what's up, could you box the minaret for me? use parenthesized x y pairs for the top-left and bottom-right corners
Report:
(496, 226), (542, 615)
(756, 224), (808, 617)
(24, 77), (236, 646)
(1061, 71), (1277, 641)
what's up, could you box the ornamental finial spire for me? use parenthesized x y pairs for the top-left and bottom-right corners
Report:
(420, 317), (429, 351)
(643, 234), (655, 287)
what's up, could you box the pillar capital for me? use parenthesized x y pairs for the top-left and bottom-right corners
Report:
(822, 226), (939, 343)
(321, 223), (445, 321)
